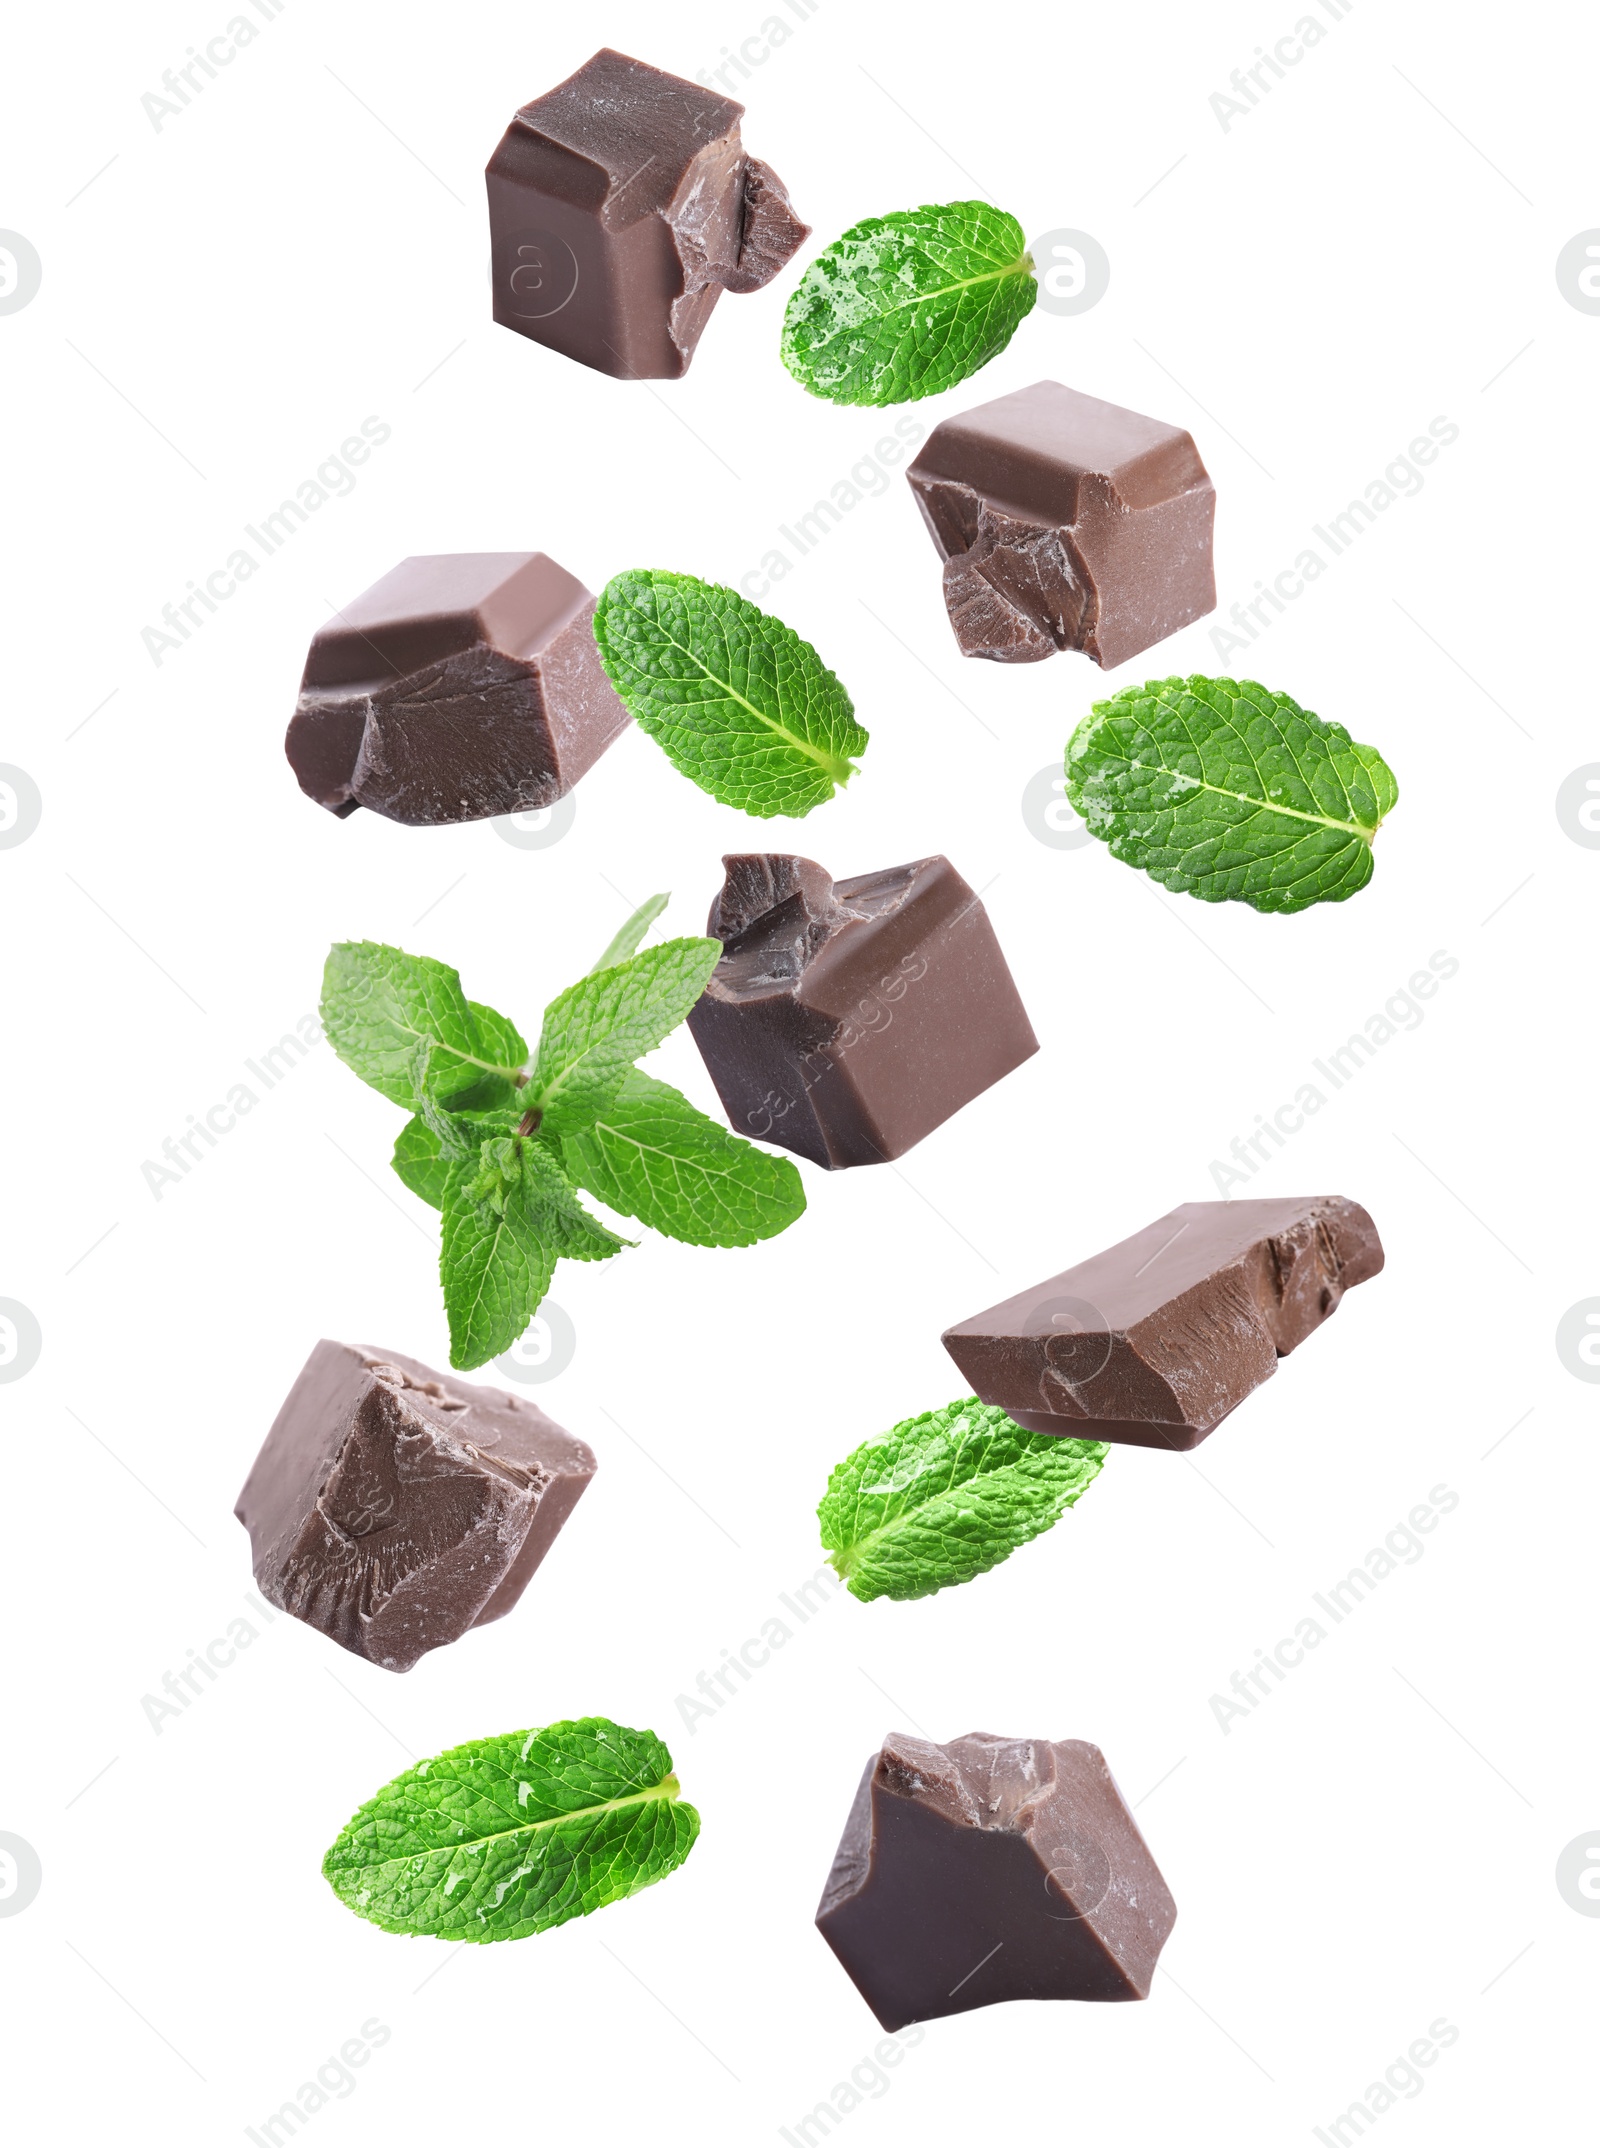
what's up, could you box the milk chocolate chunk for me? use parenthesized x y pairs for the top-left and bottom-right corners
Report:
(686, 853), (1038, 1170)
(906, 380), (1216, 668)
(943, 1196), (1382, 1450)
(235, 1342), (596, 1671)
(485, 48), (808, 381)
(285, 553), (630, 825)
(816, 1732), (1176, 2032)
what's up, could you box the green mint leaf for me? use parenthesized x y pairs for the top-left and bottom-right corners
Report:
(412, 1060), (520, 1161)
(440, 1141), (625, 1369)
(592, 571), (867, 818)
(560, 1069), (806, 1249)
(322, 1717), (698, 1941)
(781, 200), (1036, 406)
(591, 894), (670, 975)
(467, 1000), (529, 1077)
(440, 1155), (557, 1370)
(322, 942), (526, 1109)
(441, 1143), (623, 1368)
(444, 1001), (530, 1111)
(819, 1400), (1107, 1603)
(474, 1138), (627, 1260)
(529, 935), (722, 1136)
(392, 1115), (448, 1209)
(1065, 675), (1399, 915)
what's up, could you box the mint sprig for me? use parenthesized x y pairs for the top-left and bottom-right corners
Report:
(1066, 675), (1399, 914)
(323, 901), (806, 1370)
(322, 1717), (698, 1941)
(781, 201), (1036, 406)
(819, 1400), (1107, 1603)
(593, 571), (867, 817)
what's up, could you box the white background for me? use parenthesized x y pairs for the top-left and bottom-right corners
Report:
(2, 1), (1595, 2141)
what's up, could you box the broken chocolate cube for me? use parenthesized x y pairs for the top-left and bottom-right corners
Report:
(235, 1342), (596, 1671)
(817, 1732), (1176, 2031)
(485, 48), (808, 380)
(906, 379), (1216, 668)
(285, 553), (630, 825)
(685, 853), (1038, 1170)
(943, 1196), (1382, 1450)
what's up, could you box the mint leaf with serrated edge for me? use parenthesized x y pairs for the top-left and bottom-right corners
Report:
(419, 1095), (520, 1161)
(322, 943), (526, 1109)
(1065, 674), (1399, 915)
(466, 1001), (528, 1078)
(392, 1115), (449, 1209)
(324, 933), (805, 1369)
(470, 1139), (626, 1263)
(440, 1143), (624, 1370)
(321, 1717), (698, 1941)
(561, 1069), (805, 1249)
(591, 893), (669, 975)
(781, 201), (1036, 406)
(593, 571), (867, 817)
(819, 1400), (1107, 1603)
(439, 1156), (556, 1370)
(529, 936), (720, 1136)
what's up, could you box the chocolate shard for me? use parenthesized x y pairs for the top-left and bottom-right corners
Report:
(943, 1196), (1383, 1450)
(906, 380), (1216, 669)
(235, 1341), (596, 1671)
(485, 48), (809, 380)
(721, 157), (810, 293)
(285, 553), (630, 825)
(686, 852), (1038, 1170)
(816, 1731), (1176, 2031)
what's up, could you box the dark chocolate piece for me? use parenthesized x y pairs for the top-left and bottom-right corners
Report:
(943, 1196), (1382, 1449)
(485, 48), (808, 380)
(235, 1342), (596, 1671)
(686, 853), (1038, 1170)
(285, 553), (630, 825)
(906, 380), (1216, 668)
(816, 1731), (1176, 2031)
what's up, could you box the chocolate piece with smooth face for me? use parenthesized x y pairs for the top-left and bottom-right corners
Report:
(685, 853), (1039, 1169)
(285, 553), (630, 825)
(816, 1732), (1176, 2031)
(943, 1196), (1383, 1449)
(485, 48), (808, 380)
(235, 1342), (596, 1671)
(907, 380), (1216, 668)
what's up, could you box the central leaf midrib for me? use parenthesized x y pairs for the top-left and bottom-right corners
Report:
(352, 1776), (679, 1882)
(859, 254), (1031, 322)
(398, 1014), (521, 1085)
(1118, 759), (1381, 842)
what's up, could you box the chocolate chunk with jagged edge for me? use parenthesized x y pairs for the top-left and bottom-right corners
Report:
(285, 553), (630, 825)
(685, 853), (1038, 1170)
(943, 1196), (1383, 1450)
(235, 1342), (596, 1671)
(485, 48), (809, 380)
(906, 380), (1216, 668)
(816, 1732), (1176, 2031)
